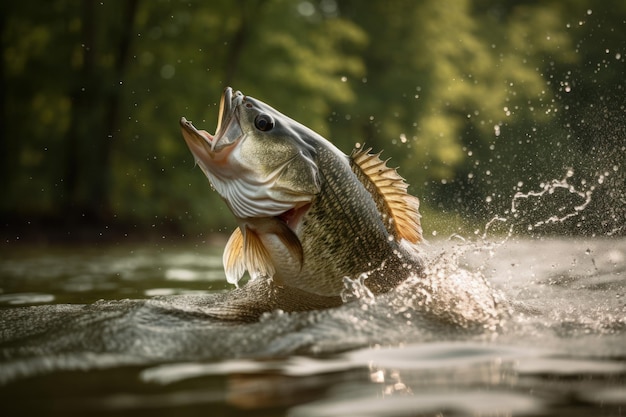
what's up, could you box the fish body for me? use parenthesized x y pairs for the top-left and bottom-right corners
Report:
(180, 87), (423, 315)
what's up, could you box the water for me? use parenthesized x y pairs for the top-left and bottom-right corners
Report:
(0, 237), (625, 416)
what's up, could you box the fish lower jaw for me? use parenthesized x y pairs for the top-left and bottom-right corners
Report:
(180, 117), (215, 144)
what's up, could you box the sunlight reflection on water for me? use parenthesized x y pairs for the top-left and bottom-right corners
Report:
(0, 238), (625, 417)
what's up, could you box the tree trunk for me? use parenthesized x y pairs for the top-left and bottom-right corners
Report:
(0, 11), (7, 211)
(64, 0), (97, 220)
(64, 0), (139, 223)
(223, 0), (262, 87)
(94, 0), (139, 220)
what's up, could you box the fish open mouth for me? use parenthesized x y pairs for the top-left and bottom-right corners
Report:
(215, 86), (234, 135)
(179, 117), (213, 146)
(180, 87), (244, 155)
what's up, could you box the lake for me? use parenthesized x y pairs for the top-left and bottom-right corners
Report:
(0, 236), (625, 416)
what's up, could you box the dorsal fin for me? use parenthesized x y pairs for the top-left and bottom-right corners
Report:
(350, 146), (422, 244)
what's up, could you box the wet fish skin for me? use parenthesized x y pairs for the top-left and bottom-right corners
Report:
(181, 87), (423, 316)
(293, 143), (413, 296)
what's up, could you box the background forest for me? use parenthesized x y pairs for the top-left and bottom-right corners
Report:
(1, 0), (625, 242)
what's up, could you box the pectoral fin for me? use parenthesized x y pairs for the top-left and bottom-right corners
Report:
(223, 227), (245, 286)
(242, 227), (276, 280)
(222, 218), (305, 287)
(224, 225), (277, 283)
(245, 218), (304, 285)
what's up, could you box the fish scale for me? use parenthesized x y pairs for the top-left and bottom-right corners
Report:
(180, 87), (424, 318)
(294, 144), (400, 296)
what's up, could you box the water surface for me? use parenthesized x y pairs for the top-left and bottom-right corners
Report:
(0, 237), (625, 416)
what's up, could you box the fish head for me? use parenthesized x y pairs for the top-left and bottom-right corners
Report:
(180, 87), (321, 222)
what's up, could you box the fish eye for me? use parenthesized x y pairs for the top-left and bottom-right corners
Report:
(254, 114), (274, 132)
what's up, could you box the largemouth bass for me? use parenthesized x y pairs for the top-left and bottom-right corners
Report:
(180, 87), (423, 319)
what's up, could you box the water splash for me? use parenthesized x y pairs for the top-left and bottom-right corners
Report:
(415, 245), (505, 331)
(341, 271), (376, 304)
(511, 169), (593, 230)
(481, 168), (599, 239)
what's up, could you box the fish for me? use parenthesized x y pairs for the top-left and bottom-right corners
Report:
(180, 87), (423, 320)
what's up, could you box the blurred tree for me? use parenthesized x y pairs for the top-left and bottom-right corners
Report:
(335, 0), (624, 236)
(0, 5), (7, 195)
(65, 0), (139, 221)
(336, 0), (575, 209)
(112, 0), (366, 234)
(2, 1), (139, 226)
(3, 1), (75, 218)
(1, 0), (624, 239)
(544, 0), (626, 235)
(1, 0), (366, 236)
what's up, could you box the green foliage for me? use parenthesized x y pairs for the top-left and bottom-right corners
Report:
(1, 0), (624, 237)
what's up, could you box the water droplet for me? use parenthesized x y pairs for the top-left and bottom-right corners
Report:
(160, 64), (175, 79)
(297, 1), (315, 17)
